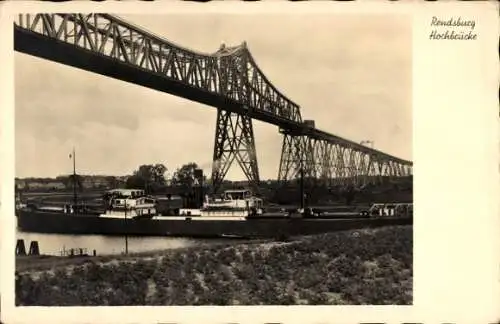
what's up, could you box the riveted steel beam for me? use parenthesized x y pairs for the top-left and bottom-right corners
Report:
(14, 13), (302, 125)
(278, 134), (412, 189)
(211, 109), (260, 194)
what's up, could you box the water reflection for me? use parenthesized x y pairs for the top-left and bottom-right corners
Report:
(16, 231), (224, 256)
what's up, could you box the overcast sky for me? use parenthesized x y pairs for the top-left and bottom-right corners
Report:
(15, 13), (412, 181)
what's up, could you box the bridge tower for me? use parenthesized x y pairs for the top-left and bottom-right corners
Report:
(211, 109), (260, 194)
(278, 120), (316, 186)
(211, 47), (260, 194)
(278, 132), (303, 183)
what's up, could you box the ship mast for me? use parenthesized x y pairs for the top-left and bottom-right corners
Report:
(299, 151), (306, 211)
(72, 147), (77, 211)
(300, 167), (305, 210)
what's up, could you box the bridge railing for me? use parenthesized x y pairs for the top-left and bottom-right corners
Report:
(14, 13), (302, 123)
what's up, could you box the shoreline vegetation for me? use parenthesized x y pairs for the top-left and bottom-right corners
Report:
(16, 225), (412, 306)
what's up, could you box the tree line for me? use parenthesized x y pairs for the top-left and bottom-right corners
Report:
(124, 162), (206, 193)
(15, 162), (205, 194)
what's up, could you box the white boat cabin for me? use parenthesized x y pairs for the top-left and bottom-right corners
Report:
(200, 189), (264, 218)
(367, 203), (413, 217)
(101, 189), (157, 218)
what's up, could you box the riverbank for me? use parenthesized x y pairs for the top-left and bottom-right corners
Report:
(16, 238), (269, 272)
(16, 225), (412, 305)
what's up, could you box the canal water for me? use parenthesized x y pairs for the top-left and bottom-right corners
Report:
(16, 230), (242, 256)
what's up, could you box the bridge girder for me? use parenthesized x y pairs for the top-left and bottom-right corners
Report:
(14, 13), (302, 125)
(278, 133), (413, 189)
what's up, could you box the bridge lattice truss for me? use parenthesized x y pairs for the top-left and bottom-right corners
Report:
(14, 13), (413, 192)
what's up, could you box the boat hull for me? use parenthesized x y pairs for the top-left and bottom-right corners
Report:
(16, 210), (412, 239)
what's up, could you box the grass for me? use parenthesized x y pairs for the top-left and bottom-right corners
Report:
(16, 225), (412, 305)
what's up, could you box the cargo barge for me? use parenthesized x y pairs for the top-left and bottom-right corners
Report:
(16, 188), (413, 239)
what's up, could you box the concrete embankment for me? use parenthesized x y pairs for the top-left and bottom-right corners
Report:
(16, 225), (413, 306)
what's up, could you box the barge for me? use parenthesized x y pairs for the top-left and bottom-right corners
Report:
(16, 188), (412, 239)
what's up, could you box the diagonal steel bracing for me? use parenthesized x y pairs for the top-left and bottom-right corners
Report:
(278, 134), (413, 189)
(211, 109), (260, 194)
(278, 133), (303, 182)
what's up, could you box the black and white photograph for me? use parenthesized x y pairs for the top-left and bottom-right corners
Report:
(11, 11), (415, 306)
(1, 1), (499, 323)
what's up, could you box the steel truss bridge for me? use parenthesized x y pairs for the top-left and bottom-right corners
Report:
(14, 13), (413, 193)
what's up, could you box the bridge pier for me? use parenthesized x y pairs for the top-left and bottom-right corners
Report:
(211, 109), (260, 194)
(278, 133), (303, 183)
(278, 132), (321, 191)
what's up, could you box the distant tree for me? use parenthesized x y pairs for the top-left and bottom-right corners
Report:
(125, 164), (167, 193)
(104, 176), (118, 189)
(171, 162), (205, 188)
(62, 174), (83, 192)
